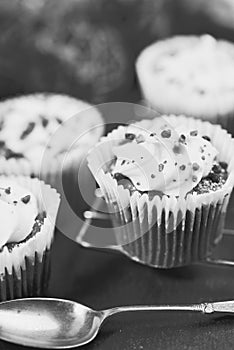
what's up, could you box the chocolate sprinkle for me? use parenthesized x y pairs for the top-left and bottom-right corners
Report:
(21, 195), (31, 204)
(202, 135), (211, 142)
(150, 133), (156, 137)
(41, 116), (49, 128)
(5, 187), (11, 194)
(5, 149), (24, 160)
(180, 164), (186, 171)
(158, 164), (164, 172)
(179, 134), (186, 144)
(20, 122), (35, 140)
(173, 143), (181, 154)
(56, 118), (62, 124)
(161, 129), (171, 138)
(192, 163), (200, 171)
(125, 133), (135, 141)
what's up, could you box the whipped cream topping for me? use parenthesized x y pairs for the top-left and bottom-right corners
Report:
(111, 121), (218, 197)
(0, 94), (103, 166)
(0, 181), (38, 248)
(136, 35), (234, 117)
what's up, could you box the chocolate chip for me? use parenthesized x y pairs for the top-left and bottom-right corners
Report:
(202, 135), (211, 142)
(192, 176), (198, 182)
(151, 174), (155, 178)
(13, 200), (18, 205)
(125, 133), (135, 141)
(161, 129), (171, 138)
(190, 130), (198, 136)
(136, 182), (141, 186)
(201, 156), (206, 161)
(21, 195), (31, 204)
(150, 133), (156, 137)
(0, 140), (5, 148)
(20, 122), (35, 139)
(56, 118), (62, 124)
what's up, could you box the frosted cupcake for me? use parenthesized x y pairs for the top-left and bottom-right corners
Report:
(88, 115), (234, 268)
(0, 93), (104, 182)
(0, 176), (60, 300)
(0, 93), (104, 233)
(136, 35), (234, 134)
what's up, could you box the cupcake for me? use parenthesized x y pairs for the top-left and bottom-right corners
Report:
(88, 115), (234, 268)
(136, 35), (234, 135)
(0, 175), (60, 300)
(0, 93), (104, 234)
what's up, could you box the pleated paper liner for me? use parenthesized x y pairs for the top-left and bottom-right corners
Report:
(88, 115), (234, 268)
(0, 175), (60, 301)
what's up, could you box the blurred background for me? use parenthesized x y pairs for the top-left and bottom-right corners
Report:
(1, 0), (234, 105)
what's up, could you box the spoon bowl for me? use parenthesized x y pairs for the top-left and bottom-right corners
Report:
(0, 298), (104, 349)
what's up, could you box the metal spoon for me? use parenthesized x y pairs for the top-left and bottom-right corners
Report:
(1, 298), (234, 349)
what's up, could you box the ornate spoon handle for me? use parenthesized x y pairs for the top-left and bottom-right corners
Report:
(102, 300), (234, 318)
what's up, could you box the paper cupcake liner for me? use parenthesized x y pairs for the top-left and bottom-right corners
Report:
(0, 175), (60, 300)
(88, 116), (234, 268)
(0, 249), (51, 301)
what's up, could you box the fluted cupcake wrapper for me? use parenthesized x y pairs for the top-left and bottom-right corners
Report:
(0, 250), (51, 301)
(111, 195), (228, 268)
(88, 116), (234, 268)
(0, 176), (60, 300)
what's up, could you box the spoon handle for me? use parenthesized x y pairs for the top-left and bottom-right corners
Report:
(103, 300), (234, 318)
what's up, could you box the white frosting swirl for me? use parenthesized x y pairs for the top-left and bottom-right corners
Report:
(0, 181), (38, 248)
(111, 123), (218, 197)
